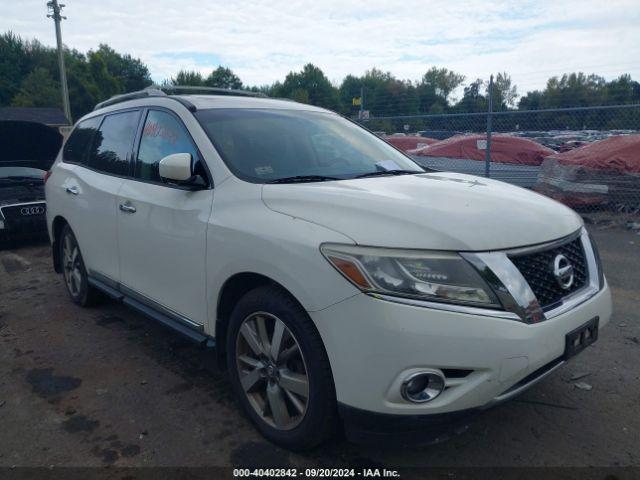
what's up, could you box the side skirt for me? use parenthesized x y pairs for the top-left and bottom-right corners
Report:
(87, 274), (216, 349)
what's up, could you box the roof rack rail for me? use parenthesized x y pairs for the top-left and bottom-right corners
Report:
(94, 88), (166, 111)
(163, 85), (267, 98)
(93, 85), (267, 112)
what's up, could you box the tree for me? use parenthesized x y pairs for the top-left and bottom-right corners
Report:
(65, 49), (102, 120)
(605, 74), (640, 105)
(88, 51), (120, 99)
(338, 74), (363, 115)
(337, 68), (423, 117)
(337, 67), (465, 118)
(11, 67), (61, 108)
(89, 44), (152, 92)
(370, 78), (419, 117)
(456, 78), (486, 113)
(516, 72), (631, 112)
(489, 72), (518, 110)
(539, 73), (607, 108)
(518, 90), (543, 110)
(1, 32), (154, 119)
(355, 68), (395, 116)
(170, 70), (204, 86)
(250, 84), (274, 96)
(0, 32), (44, 105)
(415, 80), (440, 114)
(420, 67), (465, 104)
(204, 66), (243, 89)
(2, 30), (640, 126)
(274, 63), (341, 110)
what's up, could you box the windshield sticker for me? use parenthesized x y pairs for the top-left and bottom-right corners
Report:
(255, 166), (274, 176)
(376, 160), (401, 171)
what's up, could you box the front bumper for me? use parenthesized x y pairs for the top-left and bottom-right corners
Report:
(310, 282), (612, 422)
(0, 201), (48, 243)
(338, 402), (479, 446)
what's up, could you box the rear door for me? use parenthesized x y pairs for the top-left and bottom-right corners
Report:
(48, 117), (100, 243)
(65, 110), (140, 282)
(116, 108), (213, 326)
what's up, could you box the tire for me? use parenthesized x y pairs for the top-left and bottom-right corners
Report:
(226, 285), (338, 450)
(59, 224), (101, 307)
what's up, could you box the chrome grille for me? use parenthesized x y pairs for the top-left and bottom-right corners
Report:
(510, 236), (588, 309)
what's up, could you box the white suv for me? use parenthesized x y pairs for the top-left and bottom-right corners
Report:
(45, 89), (611, 449)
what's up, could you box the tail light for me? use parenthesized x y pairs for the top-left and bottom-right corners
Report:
(43, 170), (52, 184)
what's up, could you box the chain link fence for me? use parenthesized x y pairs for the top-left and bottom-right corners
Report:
(358, 104), (640, 226)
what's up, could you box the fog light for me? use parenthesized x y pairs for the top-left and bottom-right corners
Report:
(401, 371), (445, 403)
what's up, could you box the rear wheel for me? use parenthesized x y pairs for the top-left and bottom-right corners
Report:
(226, 285), (337, 450)
(59, 225), (100, 306)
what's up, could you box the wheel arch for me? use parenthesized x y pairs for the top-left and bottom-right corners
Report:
(51, 215), (70, 273)
(215, 272), (306, 369)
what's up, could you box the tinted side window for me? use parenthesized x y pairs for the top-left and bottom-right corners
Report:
(63, 117), (101, 164)
(136, 110), (200, 183)
(87, 111), (139, 176)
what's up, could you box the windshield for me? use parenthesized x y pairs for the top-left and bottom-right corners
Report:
(194, 108), (423, 183)
(0, 167), (45, 180)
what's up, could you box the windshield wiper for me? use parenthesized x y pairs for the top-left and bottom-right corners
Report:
(354, 169), (420, 179)
(267, 175), (340, 184)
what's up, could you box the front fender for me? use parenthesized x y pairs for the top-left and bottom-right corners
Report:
(206, 182), (359, 334)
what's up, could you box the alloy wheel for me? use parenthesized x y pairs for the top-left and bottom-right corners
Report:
(235, 312), (309, 430)
(62, 233), (82, 297)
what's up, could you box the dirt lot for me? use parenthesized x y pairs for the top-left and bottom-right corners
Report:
(0, 227), (638, 469)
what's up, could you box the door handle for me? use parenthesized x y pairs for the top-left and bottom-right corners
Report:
(119, 203), (137, 214)
(65, 186), (79, 195)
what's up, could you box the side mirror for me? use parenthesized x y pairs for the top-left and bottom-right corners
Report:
(159, 153), (193, 182)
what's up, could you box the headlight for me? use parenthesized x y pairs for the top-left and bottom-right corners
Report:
(321, 244), (501, 308)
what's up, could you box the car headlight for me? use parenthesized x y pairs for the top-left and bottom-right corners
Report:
(321, 244), (501, 308)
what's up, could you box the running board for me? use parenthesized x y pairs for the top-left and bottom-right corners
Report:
(87, 276), (215, 348)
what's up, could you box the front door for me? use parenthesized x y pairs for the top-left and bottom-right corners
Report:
(116, 109), (213, 326)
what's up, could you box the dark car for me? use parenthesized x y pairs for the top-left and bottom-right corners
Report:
(0, 121), (62, 245)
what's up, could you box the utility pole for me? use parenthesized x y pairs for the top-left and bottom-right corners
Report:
(47, 0), (72, 123)
(359, 86), (364, 119)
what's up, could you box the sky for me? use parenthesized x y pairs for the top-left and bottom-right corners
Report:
(2, 0), (639, 99)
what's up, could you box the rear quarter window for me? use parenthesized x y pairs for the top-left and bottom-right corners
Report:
(63, 116), (101, 164)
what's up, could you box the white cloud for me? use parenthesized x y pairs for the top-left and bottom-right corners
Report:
(2, 0), (639, 93)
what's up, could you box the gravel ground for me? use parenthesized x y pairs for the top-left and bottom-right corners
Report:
(0, 227), (638, 469)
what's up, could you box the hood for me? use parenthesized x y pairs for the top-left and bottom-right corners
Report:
(0, 121), (62, 170)
(261, 173), (583, 251)
(0, 180), (45, 206)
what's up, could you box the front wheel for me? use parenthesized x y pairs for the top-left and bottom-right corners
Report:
(59, 225), (100, 307)
(226, 285), (337, 450)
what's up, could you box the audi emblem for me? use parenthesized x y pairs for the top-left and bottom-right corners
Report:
(20, 206), (46, 216)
